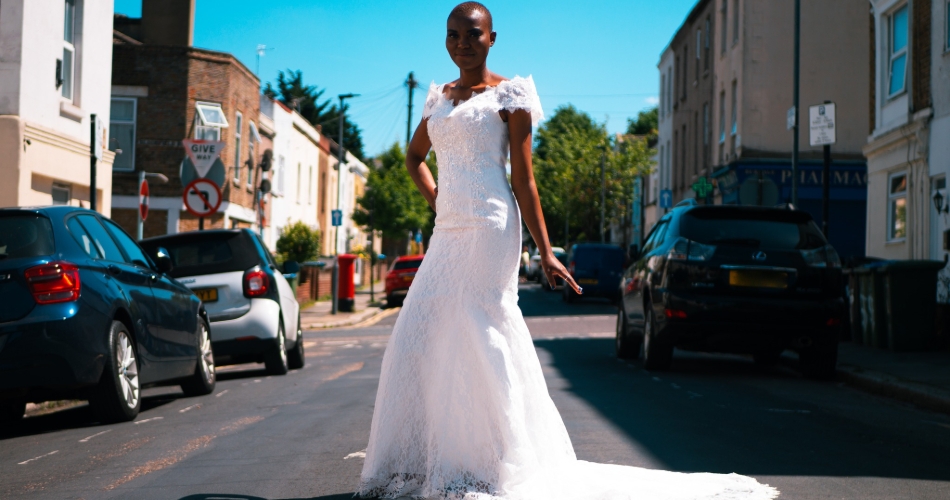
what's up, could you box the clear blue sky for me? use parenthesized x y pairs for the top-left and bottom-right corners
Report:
(114, 0), (697, 157)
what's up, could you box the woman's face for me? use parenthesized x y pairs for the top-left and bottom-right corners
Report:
(446, 11), (495, 71)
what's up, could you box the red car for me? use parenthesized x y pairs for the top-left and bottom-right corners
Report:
(385, 255), (424, 306)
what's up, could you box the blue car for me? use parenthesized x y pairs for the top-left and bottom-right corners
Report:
(0, 207), (215, 423)
(562, 243), (625, 303)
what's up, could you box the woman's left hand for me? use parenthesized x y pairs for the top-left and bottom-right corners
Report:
(541, 253), (581, 294)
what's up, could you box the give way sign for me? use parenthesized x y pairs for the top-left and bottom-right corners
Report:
(183, 178), (222, 218)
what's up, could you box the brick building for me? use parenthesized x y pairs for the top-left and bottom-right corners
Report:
(109, 0), (265, 237)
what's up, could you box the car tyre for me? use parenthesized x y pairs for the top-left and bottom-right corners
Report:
(642, 307), (673, 371)
(615, 305), (641, 359)
(90, 321), (141, 423)
(800, 343), (837, 380)
(181, 316), (215, 397)
(0, 399), (26, 424)
(265, 320), (290, 376)
(288, 313), (305, 370)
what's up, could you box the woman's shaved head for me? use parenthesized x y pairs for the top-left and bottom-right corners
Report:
(449, 2), (493, 31)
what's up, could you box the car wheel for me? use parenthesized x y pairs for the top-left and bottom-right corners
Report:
(265, 320), (289, 375)
(800, 343), (837, 380)
(752, 348), (784, 368)
(642, 307), (673, 371)
(181, 316), (215, 396)
(615, 305), (641, 359)
(288, 313), (305, 370)
(90, 321), (141, 422)
(0, 399), (26, 424)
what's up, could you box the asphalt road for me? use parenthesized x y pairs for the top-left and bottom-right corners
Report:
(2, 283), (950, 499)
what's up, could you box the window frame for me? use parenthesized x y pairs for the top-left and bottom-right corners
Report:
(887, 171), (908, 242)
(887, 3), (909, 98)
(61, 0), (76, 100)
(246, 121), (255, 189)
(195, 101), (228, 142)
(51, 183), (71, 205)
(730, 81), (738, 137)
(719, 90), (726, 144)
(732, 0), (740, 44)
(704, 17), (711, 71)
(109, 97), (137, 171)
(695, 29), (702, 81)
(721, 0), (728, 54)
(234, 112), (243, 184)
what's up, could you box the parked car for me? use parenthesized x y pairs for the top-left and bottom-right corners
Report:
(615, 201), (843, 378)
(140, 229), (302, 375)
(527, 247), (566, 283)
(0, 207), (214, 423)
(385, 255), (424, 306)
(562, 243), (625, 302)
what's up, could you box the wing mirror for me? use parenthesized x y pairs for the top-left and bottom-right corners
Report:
(628, 244), (640, 263)
(282, 260), (300, 275)
(154, 247), (173, 274)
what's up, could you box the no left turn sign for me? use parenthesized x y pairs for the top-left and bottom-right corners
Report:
(183, 178), (222, 218)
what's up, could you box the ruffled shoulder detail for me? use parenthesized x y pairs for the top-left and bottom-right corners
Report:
(422, 81), (444, 120)
(496, 75), (544, 128)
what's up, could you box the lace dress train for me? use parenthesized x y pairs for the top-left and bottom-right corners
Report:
(356, 76), (779, 500)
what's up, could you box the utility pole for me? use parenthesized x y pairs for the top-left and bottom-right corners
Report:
(600, 145), (607, 244)
(791, 0), (801, 206)
(405, 72), (419, 148)
(332, 93), (359, 315)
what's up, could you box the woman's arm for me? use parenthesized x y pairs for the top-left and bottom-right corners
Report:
(405, 118), (438, 212)
(507, 110), (581, 294)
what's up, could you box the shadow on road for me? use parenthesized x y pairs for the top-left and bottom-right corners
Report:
(517, 283), (617, 317)
(215, 366), (271, 382)
(180, 494), (356, 500)
(535, 337), (950, 481)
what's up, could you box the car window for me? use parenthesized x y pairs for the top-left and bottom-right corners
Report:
(574, 248), (624, 270)
(140, 232), (259, 278)
(392, 259), (422, 270)
(252, 233), (279, 268)
(0, 214), (55, 259)
(642, 221), (667, 254)
(66, 216), (101, 259)
(681, 209), (826, 250)
(103, 219), (153, 268)
(75, 215), (125, 262)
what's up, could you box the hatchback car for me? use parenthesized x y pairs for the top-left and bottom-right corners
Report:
(615, 201), (843, 378)
(385, 255), (424, 306)
(562, 244), (625, 302)
(0, 207), (214, 423)
(141, 230), (302, 375)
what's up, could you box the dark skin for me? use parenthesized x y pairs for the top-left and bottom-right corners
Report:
(404, 10), (581, 294)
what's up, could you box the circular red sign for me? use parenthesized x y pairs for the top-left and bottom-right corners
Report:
(139, 179), (149, 221)
(182, 178), (222, 218)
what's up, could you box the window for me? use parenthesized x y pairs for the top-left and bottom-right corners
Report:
(888, 4), (909, 96)
(110, 98), (136, 171)
(703, 103), (710, 146)
(695, 29), (702, 79)
(730, 81), (738, 137)
(704, 17), (711, 70)
(278, 155), (286, 195)
(719, 91), (726, 144)
(233, 112), (243, 183)
(682, 47), (688, 99)
(308, 166), (313, 204)
(52, 183), (70, 205)
(660, 74), (665, 119)
(888, 172), (907, 240)
(296, 163), (302, 204)
(74, 215), (124, 262)
(61, 0), (76, 100)
(66, 216), (101, 258)
(946, 0), (950, 51)
(732, 0), (739, 43)
(103, 219), (151, 266)
(247, 123), (256, 189)
(667, 68), (673, 112)
(195, 102), (228, 141)
(321, 172), (327, 214)
(721, 0), (728, 53)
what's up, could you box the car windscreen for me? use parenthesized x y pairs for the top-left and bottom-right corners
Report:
(0, 214), (55, 260)
(573, 248), (624, 270)
(680, 208), (826, 250)
(141, 232), (259, 278)
(392, 259), (422, 270)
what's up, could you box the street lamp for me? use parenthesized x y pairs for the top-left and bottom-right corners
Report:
(934, 190), (949, 215)
(332, 93), (360, 315)
(136, 171), (169, 240)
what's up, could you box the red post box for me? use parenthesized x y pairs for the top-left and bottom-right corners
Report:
(337, 254), (357, 312)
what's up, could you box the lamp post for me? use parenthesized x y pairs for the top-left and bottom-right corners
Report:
(332, 93), (359, 315)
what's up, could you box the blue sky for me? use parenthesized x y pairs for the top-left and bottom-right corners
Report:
(114, 0), (697, 157)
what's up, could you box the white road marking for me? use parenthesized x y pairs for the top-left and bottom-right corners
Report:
(18, 450), (58, 465)
(216, 389), (229, 398)
(767, 408), (811, 414)
(134, 416), (164, 425)
(344, 450), (367, 460)
(79, 430), (111, 442)
(253, 379), (262, 383)
(179, 404), (201, 413)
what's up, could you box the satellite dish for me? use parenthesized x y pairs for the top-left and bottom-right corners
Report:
(260, 149), (273, 172)
(259, 179), (272, 194)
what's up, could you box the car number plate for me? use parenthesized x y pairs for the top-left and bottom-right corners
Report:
(193, 287), (219, 302)
(578, 278), (599, 285)
(728, 270), (787, 289)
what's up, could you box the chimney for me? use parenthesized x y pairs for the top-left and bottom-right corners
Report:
(141, 0), (195, 46)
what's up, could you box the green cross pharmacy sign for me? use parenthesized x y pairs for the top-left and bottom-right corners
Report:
(692, 178), (714, 199)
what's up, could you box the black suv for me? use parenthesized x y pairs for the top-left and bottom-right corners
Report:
(615, 202), (844, 378)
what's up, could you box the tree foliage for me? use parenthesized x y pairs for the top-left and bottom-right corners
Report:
(263, 70), (366, 160)
(534, 105), (654, 246)
(352, 143), (437, 242)
(626, 107), (659, 136)
(276, 221), (321, 264)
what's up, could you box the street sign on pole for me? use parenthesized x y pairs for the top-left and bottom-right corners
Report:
(659, 189), (673, 209)
(787, 106), (796, 130)
(331, 209), (343, 227)
(93, 115), (107, 160)
(139, 178), (149, 221)
(809, 102), (836, 147)
(182, 140), (225, 178)
(183, 178), (222, 218)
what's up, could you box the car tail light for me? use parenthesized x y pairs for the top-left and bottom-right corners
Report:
(801, 244), (841, 268)
(664, 308), (687, 319)
(24, 261), (81, 304)
(243, 267), (269, 297)
(668, 238), (716, 261)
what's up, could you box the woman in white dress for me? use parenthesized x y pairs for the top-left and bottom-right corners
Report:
(358, 3), (779, 499)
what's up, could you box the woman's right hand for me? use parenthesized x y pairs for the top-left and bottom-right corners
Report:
(541, 252), (582, 295)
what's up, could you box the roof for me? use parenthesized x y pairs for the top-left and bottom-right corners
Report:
(113, 29), (143, 46)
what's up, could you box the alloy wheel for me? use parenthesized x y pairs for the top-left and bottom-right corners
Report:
(116, 331), (140, 409)
(198, 321), (215, 384)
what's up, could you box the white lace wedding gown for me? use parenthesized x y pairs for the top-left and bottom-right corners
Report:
(357, 76), (779, 500)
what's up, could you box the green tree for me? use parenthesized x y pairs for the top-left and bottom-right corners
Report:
(275, 221), (321, 264)
(352, 144), (436, 243)
(264, 70), (366, 160)
(626, 106), (659, 137)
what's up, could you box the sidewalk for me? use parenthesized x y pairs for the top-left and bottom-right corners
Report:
(299, 287), (391, 329)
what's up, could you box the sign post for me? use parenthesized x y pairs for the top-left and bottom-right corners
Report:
(809, 102), (836, 237)
(89, 114), (106, 212)
(137, 171), (150, 240)
(659, 189), (672, 211)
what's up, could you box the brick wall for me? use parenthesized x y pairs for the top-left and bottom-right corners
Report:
(112, 208), (168, 238)
(912, 0), (932, 112)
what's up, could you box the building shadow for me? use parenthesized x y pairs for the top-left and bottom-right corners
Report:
(517, 283), (617, 317)
(533, 337), (950, 481)
(179, 494), (357, 500)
